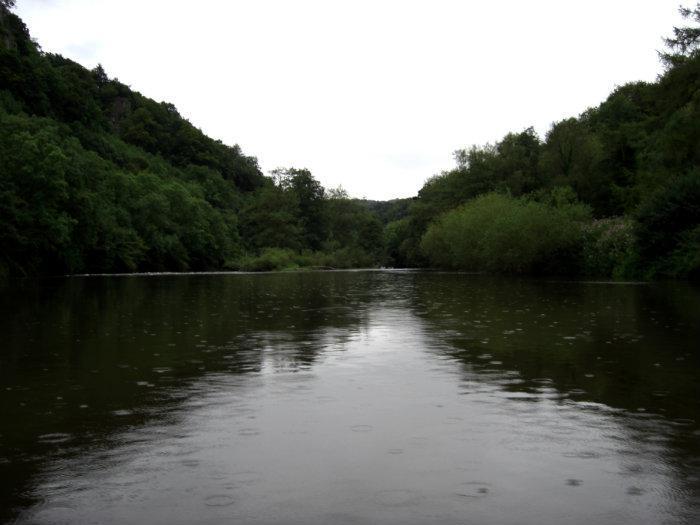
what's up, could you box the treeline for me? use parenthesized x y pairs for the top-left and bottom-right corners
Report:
(387, 5), (700, 279)
(1, 3), (699, 279)
(0, 5), (385, 277)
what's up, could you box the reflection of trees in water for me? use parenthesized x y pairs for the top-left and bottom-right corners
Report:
(409, 275), (700, 420)
(0, 272), (383, 523)
(2, 272), (698, 521)
(409, 274), (700, 507)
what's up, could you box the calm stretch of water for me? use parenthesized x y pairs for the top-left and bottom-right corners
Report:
(1, 271), (699, 524)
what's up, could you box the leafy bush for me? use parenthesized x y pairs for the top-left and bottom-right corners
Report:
(320, 246), (377, 269)
(665, 226), (700, 279)
(635, 171), (700, 278)
(581, 217), (636, 278)
(231, 245), (382, 272)
(420, 193), (589, 274)
(235, 248), (300, 272)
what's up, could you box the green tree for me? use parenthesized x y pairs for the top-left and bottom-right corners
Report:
(238, 184), (303, 251)
(0, 114), (75, 274)
(661, 3), (700, 66)
(635, 171), (700, 278)
(275, 168), (326, 250)
(324, 192), (384, 260)
(420, 193), (589, 274)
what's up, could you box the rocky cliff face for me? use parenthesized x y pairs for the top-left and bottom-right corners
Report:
(0, 8), (13, 50)
(0, 6), (33, 54)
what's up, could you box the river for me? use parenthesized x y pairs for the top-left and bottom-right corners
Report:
(1, 271), (698, 524)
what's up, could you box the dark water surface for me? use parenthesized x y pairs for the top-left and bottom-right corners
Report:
(1, 271), (699, 524)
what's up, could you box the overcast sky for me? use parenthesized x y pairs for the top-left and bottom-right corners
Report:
(16, 0), (683, 200)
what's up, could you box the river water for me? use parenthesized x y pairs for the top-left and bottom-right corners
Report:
(1, 271), (699, 524)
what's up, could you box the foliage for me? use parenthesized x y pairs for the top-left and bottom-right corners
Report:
(324, 193), (384, 260)
(420, 193), (589, 274)
(635, 171), (700, 278)
(238, 184), (303, 252)
(581, 218), (636, 278)
(665, 226), (700, 279)
(384, 218), (411, 267)
(235, 248), (302, 272)
(0, 8), (388, 278)
(661, 3), (700, 66)
(0, 111), (242, 275)
(395, 8), (700, 279)
(275, 168), (326, 250)
(361, 198), (412, 224)
(233, 245), (380, 272)
(1, 6), (699, 279)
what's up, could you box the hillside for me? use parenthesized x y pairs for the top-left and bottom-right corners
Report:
(1, 3), (699, 280)
(0, 5), (386, 277)
(385, 5), (700, 279)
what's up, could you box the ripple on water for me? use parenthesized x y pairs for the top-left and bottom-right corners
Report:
(157, 445), (202, 458)
(28, 505), (77, 525)
(37, 433), (72, 444)
(455, 481), (491, 499)
(204, 495), (235, 507)
(670, 418), (695, 427)
(568, 389), (587, 396)
(563, 450), (602, 459)
(533, 378), (554, 385)
(374, 489), (422, 507)
(350, 425), (373, 432)
(112, 409), (133, 417)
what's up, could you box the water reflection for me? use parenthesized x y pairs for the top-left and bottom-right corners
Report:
(411, 274), (700, 522)
(0, 273), (379, 522)
(0, 272), (698, 524)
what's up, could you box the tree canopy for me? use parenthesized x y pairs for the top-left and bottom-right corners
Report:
(662, 3), (700, 65)
(0, 8), (388, 277)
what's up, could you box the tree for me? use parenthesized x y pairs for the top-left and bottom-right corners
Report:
(92, 64), (108, 86)
(274, 168), (326, 250)
(324, 193), (384, 258)
(238, 185), (303, 251)
(493, 127), (541, 195)
(635, 171), (700, 278)
(1, 1), (17, 11)
(661, 3), (700, 66)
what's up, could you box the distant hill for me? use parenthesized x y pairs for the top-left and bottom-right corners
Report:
(354, 198), (413, 224)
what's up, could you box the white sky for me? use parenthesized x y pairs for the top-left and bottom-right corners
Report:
(16, 0), (683, 200)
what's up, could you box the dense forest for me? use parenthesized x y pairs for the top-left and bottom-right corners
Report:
(1, 2), (699, 280)
(387, 3), (700, 279)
